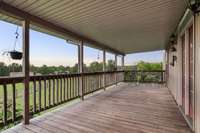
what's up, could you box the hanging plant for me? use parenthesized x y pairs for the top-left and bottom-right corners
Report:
(9, 50), (23, 60)
(1, 26), (23, 60)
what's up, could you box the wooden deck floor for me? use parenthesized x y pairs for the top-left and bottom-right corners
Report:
(3, 83), (191, 133)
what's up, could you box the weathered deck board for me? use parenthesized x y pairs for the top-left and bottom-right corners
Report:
(2, 83), (191, 133)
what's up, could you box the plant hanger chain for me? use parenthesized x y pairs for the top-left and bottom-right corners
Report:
(97, 50), (100, 60)
(13, 26), (19, 51)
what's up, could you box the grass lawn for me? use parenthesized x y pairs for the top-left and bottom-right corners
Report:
(0, 78), (79, 124)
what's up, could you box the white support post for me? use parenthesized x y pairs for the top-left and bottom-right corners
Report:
(78, 41), (84, 100)
(115, 54), (118, 84)
(121, 55), (125, 82)
(22, 19), (30, 124)
(115, 54), (118, 70)
(103, 50), (106, 90)
(122, 55), (125, 70)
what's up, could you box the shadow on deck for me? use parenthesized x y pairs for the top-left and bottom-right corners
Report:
(3, 83), (192, 133)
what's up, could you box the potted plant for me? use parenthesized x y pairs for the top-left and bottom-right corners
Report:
(9, 50), (23, 60)
(1, 26), (23, 60)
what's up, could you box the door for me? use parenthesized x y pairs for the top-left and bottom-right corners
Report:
(188, 25), (194, 119)
(182, 34), (185, 110)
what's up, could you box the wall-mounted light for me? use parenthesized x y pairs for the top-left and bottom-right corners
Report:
(170, 55), (177, 66)
(170, 46), (177, 52)
(170, 34), (177, 45)
(189, 1), (200, 13)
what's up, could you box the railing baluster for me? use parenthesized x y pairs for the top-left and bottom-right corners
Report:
(77, 76), (80, 96)
(100, 74), (102, 88)
(92, 75), (97, 91)
(3, 83), (7, 125)
(99, 75), (101, 88)
(90, 76), (92, 92)
(94, 75), (97, 91)
(71, 77), (73, 98)
(12, 82), (16, 122)
(44, 78), (46, 109)
(63, 77), (66, 101)
(77, 76), (79, 97)
(94, 75), (96, 91)
(97, 75), (99, 89)
(72, 76), (74, 98)
(53, 78), (55, 106)
(72, 77), (74, 98)
(87, 76), (89, 93)
(33, 79), (36, 113)
(84, 76), (86, 94)
(48, 79), (51, 107)
(74, 77), (76, 97)
(75, 77), (77, 97)
(93, 75), (95, 91)
(56, 77), (59, 104)
(69, 76), (71, 99)
(85, 75), (87, 95)
(98, 75), (100, 89)
(66, 76), (69, 100)
(38, 79), (42, 111)
(86, 76), (89, 93)
(102, 74), (104, 87)
(60, 76), (63, 102)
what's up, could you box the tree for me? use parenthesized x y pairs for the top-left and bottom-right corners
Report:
(0, 62), (9, 76)
(136, 61), (162, 71)
(88, 61), (103, 72)
(0, 60), (119, 77)
(8, 63), (22, 72)
(136, 61), (163, 82)
(106, 60), (116, 71)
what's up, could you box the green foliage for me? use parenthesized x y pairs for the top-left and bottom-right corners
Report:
(8, 63), (22, 72)
(0, 62), (9, 76)
(106, 60), (116, 71)
(88, 61), (103, 72)
(124, 61), (163, 82)
(35, 65), (70, 75)
(136, 61), (162, 71)
(0, 60), (117, 76)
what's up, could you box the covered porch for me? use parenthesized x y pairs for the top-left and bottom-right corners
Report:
(2, 83), (191, 133)
(1, 0), (200, 133)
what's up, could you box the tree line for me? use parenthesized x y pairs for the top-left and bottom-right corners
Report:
(0, 60), (116, 76)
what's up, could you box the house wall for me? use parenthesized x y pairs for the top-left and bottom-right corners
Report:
(166, 9), (198, 131)
(194, 12), (200, 133)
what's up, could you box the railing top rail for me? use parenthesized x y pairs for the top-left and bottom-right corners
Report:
(0, 71), (124, 84)
(124, 70), (165, 72)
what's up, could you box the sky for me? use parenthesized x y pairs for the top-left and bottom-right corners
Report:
(0, 20), (164, 67)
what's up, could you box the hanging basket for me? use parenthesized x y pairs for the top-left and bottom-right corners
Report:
(9, 50), (23, 60)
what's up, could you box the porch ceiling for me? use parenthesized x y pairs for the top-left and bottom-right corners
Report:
(0, 0), (186, 54)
